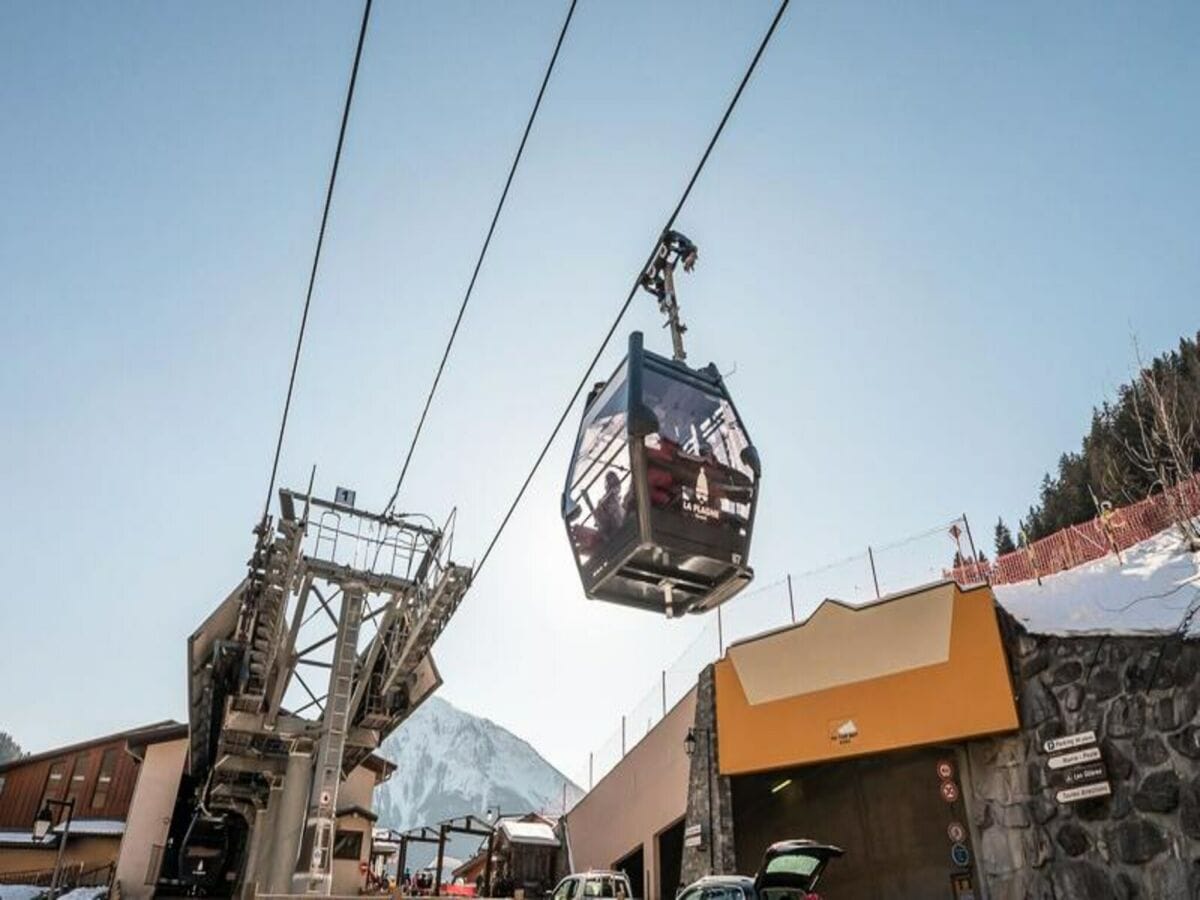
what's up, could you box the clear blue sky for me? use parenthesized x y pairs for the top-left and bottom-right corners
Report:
(1, 1), (1197, 779)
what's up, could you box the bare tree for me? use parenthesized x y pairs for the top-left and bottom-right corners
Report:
(1122, 344), (1200, 549)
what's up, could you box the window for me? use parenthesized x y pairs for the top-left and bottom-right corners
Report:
(702, 887), (746, 900)
(332, 830), (363, 860)
(0, 775), (6, 797)
(584, 877), (623, 898)
(91, 749), (117, 809)
(41, 761), (68, 809)
(764, 854), (820, 878)
(65, 754), (90, 809)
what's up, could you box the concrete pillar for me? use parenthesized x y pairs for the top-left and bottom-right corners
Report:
(243, 784), (282, 898)
(268, 750), (313, 894)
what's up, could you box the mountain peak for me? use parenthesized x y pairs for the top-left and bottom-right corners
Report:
(373, 694), (583, 857)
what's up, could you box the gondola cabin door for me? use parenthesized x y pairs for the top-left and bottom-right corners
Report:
(562, 331), (760, 616)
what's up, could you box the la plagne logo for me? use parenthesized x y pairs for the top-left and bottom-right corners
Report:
(683, 468), (720, 521)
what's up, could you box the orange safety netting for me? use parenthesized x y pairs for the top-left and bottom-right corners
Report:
(948, 472), (1200, 587)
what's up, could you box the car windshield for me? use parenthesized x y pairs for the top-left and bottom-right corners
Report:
(583, 877), (622, 897)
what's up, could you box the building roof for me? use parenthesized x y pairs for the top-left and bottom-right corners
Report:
(336, 804), (378, 822)
(360, 753), (398, 781)
(498, 819), (560, 847)
(0, 829), (58, 848)
(53, 819), (126, 837)
(0, 720), (186, 775)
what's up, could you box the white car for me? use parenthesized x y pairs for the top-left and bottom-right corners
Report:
(550, 870), (636, 900)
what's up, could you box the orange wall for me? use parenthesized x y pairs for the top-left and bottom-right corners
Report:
(716, 584), (1018, 775)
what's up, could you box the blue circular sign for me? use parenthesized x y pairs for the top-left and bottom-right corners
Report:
(950, 842), (971, 867)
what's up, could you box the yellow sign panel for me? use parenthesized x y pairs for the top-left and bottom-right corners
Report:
(715, 582), (1018, 775)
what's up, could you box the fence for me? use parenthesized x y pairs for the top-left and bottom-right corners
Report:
(947, 473), (1200, 586)
(568, 515), (983, 795)
(0, 862), (115, 890)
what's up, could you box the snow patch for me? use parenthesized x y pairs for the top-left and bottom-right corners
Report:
(0, 887), (48, 900)
(994, 528), (1200, 636)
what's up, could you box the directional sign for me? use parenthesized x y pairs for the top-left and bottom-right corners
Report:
(1047, 746), (1102, 770)
(1043, 730), (1097, 754)
(1049, 762), (1107, 789)
(1056, 781), (1112, 804)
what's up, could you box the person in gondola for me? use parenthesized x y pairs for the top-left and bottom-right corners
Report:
(593, 470), (625, 537)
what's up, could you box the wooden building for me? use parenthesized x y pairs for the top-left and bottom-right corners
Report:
(0, 721), (185, 881)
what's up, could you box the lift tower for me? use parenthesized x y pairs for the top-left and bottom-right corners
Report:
(186, 486), (471, 895)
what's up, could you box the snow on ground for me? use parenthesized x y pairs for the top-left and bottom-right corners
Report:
(0, 887), (47, 900)
(54, 888), (107, 900)
(994, 527), (1200, 636)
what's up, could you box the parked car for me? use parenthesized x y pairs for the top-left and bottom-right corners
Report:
(677, 840), (843, 900)
(550, 870), (636, 900)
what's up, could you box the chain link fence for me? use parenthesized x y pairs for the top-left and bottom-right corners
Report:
(571, 515), (977, 793)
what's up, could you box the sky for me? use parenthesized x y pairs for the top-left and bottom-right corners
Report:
(1, 1), (1198, 783)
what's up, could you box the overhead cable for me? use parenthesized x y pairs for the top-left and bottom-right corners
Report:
(262, 0), (374, 522)
(474, 0), (791, 578)
(383, 0), (580, 515)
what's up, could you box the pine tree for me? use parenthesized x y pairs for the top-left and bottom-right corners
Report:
(1020, 330), (1200, 539)
(0, 732), (22, 764)
(994, 518), (1017, 555)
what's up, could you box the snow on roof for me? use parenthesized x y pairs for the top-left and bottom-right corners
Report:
(0, 830), (57, 847)
(499, 819), (560, 847)
(994, 528), (1200, 636)
(53, 819), (125, 837)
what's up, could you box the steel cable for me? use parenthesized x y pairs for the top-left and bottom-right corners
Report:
(474, 0), (791, 578)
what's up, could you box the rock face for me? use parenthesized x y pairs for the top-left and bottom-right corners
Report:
(969, 615), (1200, 900)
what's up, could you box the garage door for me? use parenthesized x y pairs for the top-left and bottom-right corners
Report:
(731, 746), (977, 900)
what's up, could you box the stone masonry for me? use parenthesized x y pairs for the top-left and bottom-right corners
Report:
(680, 664), (736, 886)
(967, 609), (1200, 899)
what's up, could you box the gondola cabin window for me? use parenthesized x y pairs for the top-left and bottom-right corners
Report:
(562, 332), (760, 616)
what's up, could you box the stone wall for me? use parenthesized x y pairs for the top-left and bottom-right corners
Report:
(967, 610), (1200, 899)
(680, 665), (735, 886)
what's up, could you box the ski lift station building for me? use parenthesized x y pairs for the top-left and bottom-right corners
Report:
(562, 544), (1200, 900)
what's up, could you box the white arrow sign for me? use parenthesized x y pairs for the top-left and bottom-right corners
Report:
(1044, 730), (1097, 753)
(1048, 746), (1102, 770)
(1056, 781), (1111, 804)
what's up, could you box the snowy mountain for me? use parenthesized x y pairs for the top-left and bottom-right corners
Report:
(373, 695), (582, 866)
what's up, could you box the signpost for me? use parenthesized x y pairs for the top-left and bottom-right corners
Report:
(1056, 781), (1112, 804)
(1047, 746), (1102, 770)
(1041, 730), (1109, 804)
(1044, 731), (1096, 753)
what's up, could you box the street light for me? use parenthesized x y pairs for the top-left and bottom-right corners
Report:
(32, 798), (75, 900)
(684, 728), (698, 757)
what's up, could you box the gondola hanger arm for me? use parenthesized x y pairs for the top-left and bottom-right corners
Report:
(639, 230), (698, 363)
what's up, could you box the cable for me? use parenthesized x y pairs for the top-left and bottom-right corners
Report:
(261, 0), (373, 523)
(383, 0), (580, 515)
(474, 0), (791, 578)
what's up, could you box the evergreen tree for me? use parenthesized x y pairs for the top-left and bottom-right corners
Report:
(994, 518), (1017, 555)
(1019, 330), (1200, 540)
(0, 731), (21, 764)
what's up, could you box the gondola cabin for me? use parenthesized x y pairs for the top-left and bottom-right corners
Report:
(562, 331), (760, 616)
